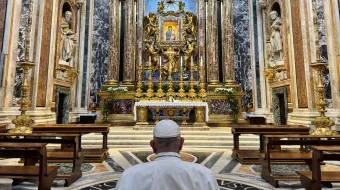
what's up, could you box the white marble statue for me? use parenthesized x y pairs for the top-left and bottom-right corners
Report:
(60, 11), (77, 65)
(269, 11), (283, 67)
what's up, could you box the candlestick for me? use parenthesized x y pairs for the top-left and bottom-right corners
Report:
(177, 67), (186, 98)
(167, 70), (176, 97)
(199, 64), (207, 98)
(135, 65), (143, 97)
(156, 66), (165, 98)
(188, 65), (197, 98)
(146, 66), (154, 98)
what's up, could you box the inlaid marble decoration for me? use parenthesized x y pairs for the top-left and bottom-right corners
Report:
(81, 0), (91, 107)
(107, 100), (133, 114)
(233, 0), (252, 108)
(13, 0), (29, 106)
(145, 0), (197, 15)
(211, 100), (232, 115)
(316, 0), (332, 106)
(90, 0), (109, 104)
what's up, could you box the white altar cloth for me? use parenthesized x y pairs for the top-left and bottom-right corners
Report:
(134, 102), (209, 122)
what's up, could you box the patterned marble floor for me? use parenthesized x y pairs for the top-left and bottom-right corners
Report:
(2, 147), (340, 190)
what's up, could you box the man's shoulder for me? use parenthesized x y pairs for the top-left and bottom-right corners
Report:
(181, 162), (213, 173)
(123, 162), (153, 175)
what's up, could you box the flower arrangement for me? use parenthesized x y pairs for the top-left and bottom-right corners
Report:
(214, 88), (236, 94)
(107, 87), (128, 93)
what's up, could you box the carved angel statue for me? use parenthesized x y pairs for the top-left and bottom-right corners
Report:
(259, 0), (267, 9)
(157, 1), (165, 14)
(163, 47), (180, 75)
(145, 43), (160, 69)
(182, 12), (197, 40)
(61, 11), (78, 65)
(144, 13), (159, 42)
(269, 10), (283, 67)
(181, 37), (197, 69)
(178, 2), (185, 13)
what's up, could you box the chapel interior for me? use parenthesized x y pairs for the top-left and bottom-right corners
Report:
(0, 0), (340, 189)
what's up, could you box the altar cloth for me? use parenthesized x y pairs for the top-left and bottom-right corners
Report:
(134, 102), (209, 122)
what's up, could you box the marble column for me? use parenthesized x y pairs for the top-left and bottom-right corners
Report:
(107, 0), (120, 86)
(136, 0), (144, 67)
(123, 0), (136, 86)
(222, 0), (237, 86)
(206, 0), (219, 86)
(198, 0), (205, 78)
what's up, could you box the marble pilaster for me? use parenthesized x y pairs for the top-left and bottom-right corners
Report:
(136, 0), (144, 67)
(0, 0), (7, 52)
(123, 0), (135, 86)
(221, 0), (236, 85)
(107, 0), (120, 85)
(206, 0), (219, 85)
(198, 0), (205, 79)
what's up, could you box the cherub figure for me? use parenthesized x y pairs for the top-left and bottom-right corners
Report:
(144, 13), (159, 42)
(157, 1), (165, 14)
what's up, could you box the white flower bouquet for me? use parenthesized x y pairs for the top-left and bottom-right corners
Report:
(107, 87), (128, 93)
(214, 88), (236, 94)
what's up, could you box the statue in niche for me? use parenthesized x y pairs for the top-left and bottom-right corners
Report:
(60, 11), (77, 66)
(269, 10), (283, 67)
(144, 13), (159, 42)
(163, 47), (179, 75)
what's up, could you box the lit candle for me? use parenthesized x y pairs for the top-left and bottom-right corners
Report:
(149, 56), (151, 66)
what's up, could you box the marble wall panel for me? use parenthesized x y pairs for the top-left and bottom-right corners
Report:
(107, 100), (132, 114)
(291, 0), (308, 108)
(36, 0), (53, 107)
(315, 0), (332, 106)
(90, 0), (109, 103)
(13, 0), (29, 106)
(0, 0), (7, 52)
(233, 0), (252, 108)
(210, 100), (232, 115)
(81, 0), (90, 107)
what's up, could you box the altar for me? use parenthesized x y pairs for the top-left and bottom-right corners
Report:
(134, 102), (209, 123)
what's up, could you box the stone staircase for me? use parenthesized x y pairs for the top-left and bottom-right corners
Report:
(81, 127), (261, 149)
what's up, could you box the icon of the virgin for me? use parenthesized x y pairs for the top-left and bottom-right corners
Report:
(166, 26), (176, 41)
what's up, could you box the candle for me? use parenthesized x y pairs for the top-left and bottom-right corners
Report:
(160, 56), (162, 67)
(181, 56), (183, 68)
(200, 56), (203, 67)
(191, 56), (194, 67)
(149, 56), (151, 66)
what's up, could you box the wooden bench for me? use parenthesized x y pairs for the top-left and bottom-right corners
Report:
(0, 123), (8, 133)
(33, 124), (110, 163)
(0, 133), (83, 187)
(297, 146), (340, 190)
(0, 142), (59, 190)
(259, 135), (340, 188)
(231, 125), (310, 164)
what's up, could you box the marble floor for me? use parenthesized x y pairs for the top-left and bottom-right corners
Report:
(1, 146), (340, 190)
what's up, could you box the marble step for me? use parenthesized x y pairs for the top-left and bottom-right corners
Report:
(81, 139), (259, 146)
(82, 135), (259, 141)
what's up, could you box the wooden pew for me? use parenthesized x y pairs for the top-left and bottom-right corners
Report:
(33, 124), (110, 163)
(0, 142), (59, 190)
(0, 133), (83, 187)
(297, 146), (340, 190)
(259, 135), (340, 188)
(231, 125), (310, 164)
(0, 123), (8, 133)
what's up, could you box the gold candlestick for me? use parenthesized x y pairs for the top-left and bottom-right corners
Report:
(199, 65), (207, 98)
(167, 71), (176, 97)
(310, 62), (337, 135)
(188, 65), (197, 98)
(146, 66), (154, 98)
(156, 67), (165, 98)
(10, 62), (35, 134)
(177, 68), (186, 98)
(135, 65), (143, 97)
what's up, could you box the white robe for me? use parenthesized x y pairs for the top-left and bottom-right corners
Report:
(116, 152), (219, 190)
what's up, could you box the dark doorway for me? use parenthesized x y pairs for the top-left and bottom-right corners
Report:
(55, 86), (70, 124)
(57, 93), (66, 124)
(278, 94), (287, 125)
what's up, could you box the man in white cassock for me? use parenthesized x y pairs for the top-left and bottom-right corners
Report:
(116, 120), (219, 190)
